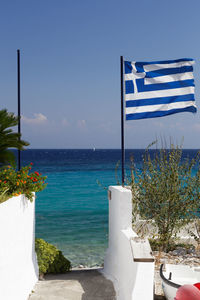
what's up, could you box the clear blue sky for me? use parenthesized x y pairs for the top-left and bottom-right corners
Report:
(1, 0), (200, 148)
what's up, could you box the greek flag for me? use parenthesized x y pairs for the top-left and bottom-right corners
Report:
(124, 58), (197, 120)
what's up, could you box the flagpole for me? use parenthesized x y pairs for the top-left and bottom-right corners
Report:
(17, 49), (21, 171)
(120, 56), (125, 186)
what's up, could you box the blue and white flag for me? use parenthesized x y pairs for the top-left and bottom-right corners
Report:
(124, 58), (197, 120)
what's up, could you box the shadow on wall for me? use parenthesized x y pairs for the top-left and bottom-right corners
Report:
(30, 198), (39, 282)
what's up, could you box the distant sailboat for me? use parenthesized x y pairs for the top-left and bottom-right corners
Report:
(93, 147), (96, 151)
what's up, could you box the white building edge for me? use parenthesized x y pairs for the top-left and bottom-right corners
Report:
(102, 186), (155, 300)
(0, 194), (38, 300)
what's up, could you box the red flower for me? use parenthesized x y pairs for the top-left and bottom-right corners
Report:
(4, 181), (6, 183)
(30, 162), (33, 165)
(35, 171), (40, 176)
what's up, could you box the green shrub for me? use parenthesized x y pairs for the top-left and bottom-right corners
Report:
(35, 238), (71, 275)
(130, 142), (200, 252)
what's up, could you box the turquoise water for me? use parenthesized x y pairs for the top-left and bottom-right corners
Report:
(36, 170), (112, 267)
(20, 149), (199, 267)
(21, 149), (122, 267)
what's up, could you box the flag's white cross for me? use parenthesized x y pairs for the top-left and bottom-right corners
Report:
(131, 62), (145, 93)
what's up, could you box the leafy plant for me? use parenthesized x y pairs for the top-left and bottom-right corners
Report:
(35, 238), (71, 276)
(0, 109), (29, 167)
(0, 163), (47, 202)
(130, 142), (200, 251)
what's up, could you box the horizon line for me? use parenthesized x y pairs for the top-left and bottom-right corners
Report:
(11, 147), (200, 150)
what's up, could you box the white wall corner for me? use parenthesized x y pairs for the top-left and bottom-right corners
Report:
(103, 185), (154, 300)
(0, 194), (39, 300)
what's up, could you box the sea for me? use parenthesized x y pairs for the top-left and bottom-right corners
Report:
(19, 149), (199, 268)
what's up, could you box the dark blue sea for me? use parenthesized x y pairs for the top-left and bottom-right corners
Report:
(19, 149), (199, 267)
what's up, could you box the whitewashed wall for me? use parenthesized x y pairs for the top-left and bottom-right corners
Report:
(0, 194), (39, 300)
(102, 186), (154, 300)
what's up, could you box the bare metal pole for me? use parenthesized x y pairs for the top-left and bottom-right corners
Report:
(17, 49), (21, 170)
(120, 56), (125, 186)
